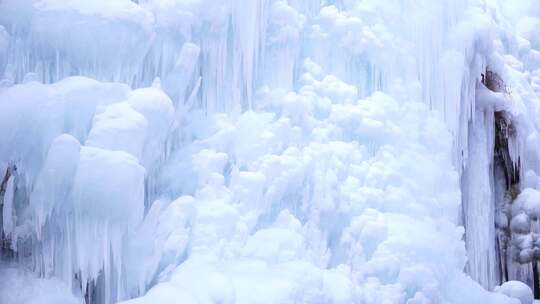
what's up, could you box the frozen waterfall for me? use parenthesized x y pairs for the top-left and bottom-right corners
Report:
(1, 0), (540, 304)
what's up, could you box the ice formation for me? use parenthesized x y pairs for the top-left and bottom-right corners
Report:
(1, 0), (540, 303)
(0, 262), (80, 304)
(495, 281), (534, 304)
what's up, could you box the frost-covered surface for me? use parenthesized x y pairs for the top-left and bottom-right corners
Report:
(1, 0), (540, 304)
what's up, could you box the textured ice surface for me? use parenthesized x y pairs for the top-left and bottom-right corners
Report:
(0, 263), (81, 304)
(1, 0), (540, 304)
(495, 281), (534, 304)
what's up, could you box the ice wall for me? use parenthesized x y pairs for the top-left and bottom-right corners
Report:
(0, 77), (173, 303)
(1, 0), (540, 304)
(460, 0), (540, 294)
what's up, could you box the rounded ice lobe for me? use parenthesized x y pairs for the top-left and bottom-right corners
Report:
(510, 213), (531, 234)
(516, 17), (540, 50)
(494, 281), (533, 304)
(86, 102), (148, 160)
(127, 86), (175, 132)
(30, 134), (81, 234)
(72, 146), (145, 225)
(514, 188), (540, 220)
(126, 86), (175, 165)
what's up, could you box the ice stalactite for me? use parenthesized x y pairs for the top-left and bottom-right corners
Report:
(487, 71), (521, 290)
(462, 79), (498, 290)
(462, 65), (540, 298)
(0, 75), (176, 304)
(462, 69), (519, 291)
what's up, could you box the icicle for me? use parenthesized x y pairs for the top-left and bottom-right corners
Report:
(162, 42), (200, 108)
(2, 175), (15, 241)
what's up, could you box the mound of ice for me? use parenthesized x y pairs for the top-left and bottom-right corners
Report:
(0, 75), (175, 303)
(495, 281), (533, 304)
(30, 134), (81, 238)
(118, 59), (503, 304)
(510, 188), (540, 263)
(86, 103), (148, 160)
(126, 83), (175, 168)
(72, 147), (145, 226)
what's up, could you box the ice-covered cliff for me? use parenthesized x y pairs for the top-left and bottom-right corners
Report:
(1, 0), (540, 303)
